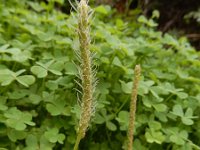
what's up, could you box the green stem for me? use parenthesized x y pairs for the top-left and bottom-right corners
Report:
(73, 133), (82, 150)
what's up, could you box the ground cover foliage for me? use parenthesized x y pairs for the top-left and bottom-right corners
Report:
(0, 0), (200, 149)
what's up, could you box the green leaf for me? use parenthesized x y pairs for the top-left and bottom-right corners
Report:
(53, 0), (64, 4)
(46, 80), (58, 90)
(185, 108), (193, 117)
(7, 129), (27, 142)
(8, 89), (29, 99)
(28, 2), (44, 12)
(169, 130), (188, 145)
(28, 94), (42, 104)
(133, 139), (148, 150)
(44, 128), (65, 144)
(31, 66), (48, 78)
(25, 134), (38, 149)
(112, 57), (122, 67)
(120, 81), (132, 94)
(97, 82), (111, 94)
(48, 69), (62, 76)
(181, 117), (193, 125)
(37, 32), (54, 42)
(56, 37), (72, 45)
(106, 121), (117, 131)
(138, 80), (154, 95)
(138, 16), (148, 23)
(155, 112), (168, 122)
(116, 111), (129, 131)
(172, 104), (184, 117)
(115, 19), (124, 28)
(177, 92), (188, 99)
(170, 134), (185, 145)
(145, 130), (165, 144)
(48, 61), (64, 75)
(16, 75), (35, 87)
(40, 135), (54, 150)
(95, 5), (109, 15)
(152, 10), (160, 19)
(0, 69), (14, 86)
(4, 107), (35, 131)
(148, 121), (162, 131)
(65, 62), (78, 75)
(93, 113), (105, 124)
(0, 96), (8, 111)
(48, 61), (64, 72)
(46, 99), (66, 116)
(153, 104), (167, 112)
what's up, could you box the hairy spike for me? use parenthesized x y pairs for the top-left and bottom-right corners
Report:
(127, 65), (141, 150)
(68, 0), (78, 12)
(73, 0), (96, 150)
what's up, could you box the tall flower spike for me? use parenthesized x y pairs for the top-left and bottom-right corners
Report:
(127, 65), (141, 150)
(73, 0), (95, 150)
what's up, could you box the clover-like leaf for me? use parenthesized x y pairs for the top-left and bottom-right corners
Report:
(153, 104), (167, 112)
(0, 96), (8, 111)
(65, 62), (78, 75)
(31, 60), (63, 78)
(37, 31), (54, 42)
(106, 121), (117, 131)
(116, 111), (129, 131)
(4, 107), (35, 131)
(7, 129), (27, 142)
(171, 105), (197, 125)
(120, 81), (132, 94)
(145, 130), (165, 144)
(95, 5), (109, 15)
(172, 104), (184, 117)
(31, 66), (48, 78)
(169, 129), (188, 145)
(0, 69), (34, 87)
(93, 108), (116, 131)
(133, 139), (148, 150)
(16, 75), (35, 87)
(40, 135), (54, 150)
(48, 61), (64, 72)
(44, 128), (65, 144)
(96, 82), (111, 94)
(181, 117), (193, 125)
(24, 134), (39, 150)
(112, 57), (122, 67)
(148, 121), (162, 131)
(93, 113), (105, 124)
(0, 69), (15, 86)
(138, 80), (155, 95)
(28, 94), (42, 104)
(46, 99), (67, 116)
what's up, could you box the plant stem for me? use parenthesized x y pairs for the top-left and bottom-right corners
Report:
(127, 65), (141, 150)
(73, 134), (82, 150)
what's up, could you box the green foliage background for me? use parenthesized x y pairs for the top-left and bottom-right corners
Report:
(0, 0), (200, 149)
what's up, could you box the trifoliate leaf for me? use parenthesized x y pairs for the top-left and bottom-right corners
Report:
(4, 107), (35, 131)
(44, 128), (65, 144)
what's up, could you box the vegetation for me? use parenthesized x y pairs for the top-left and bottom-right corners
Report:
(0, 0), (200, 149)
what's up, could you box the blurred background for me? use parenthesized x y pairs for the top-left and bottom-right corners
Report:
(35, 0), (200, 49)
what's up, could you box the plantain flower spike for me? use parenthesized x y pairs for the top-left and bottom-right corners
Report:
(127, 65), (141, 150)
(73, 0), (95, 150)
